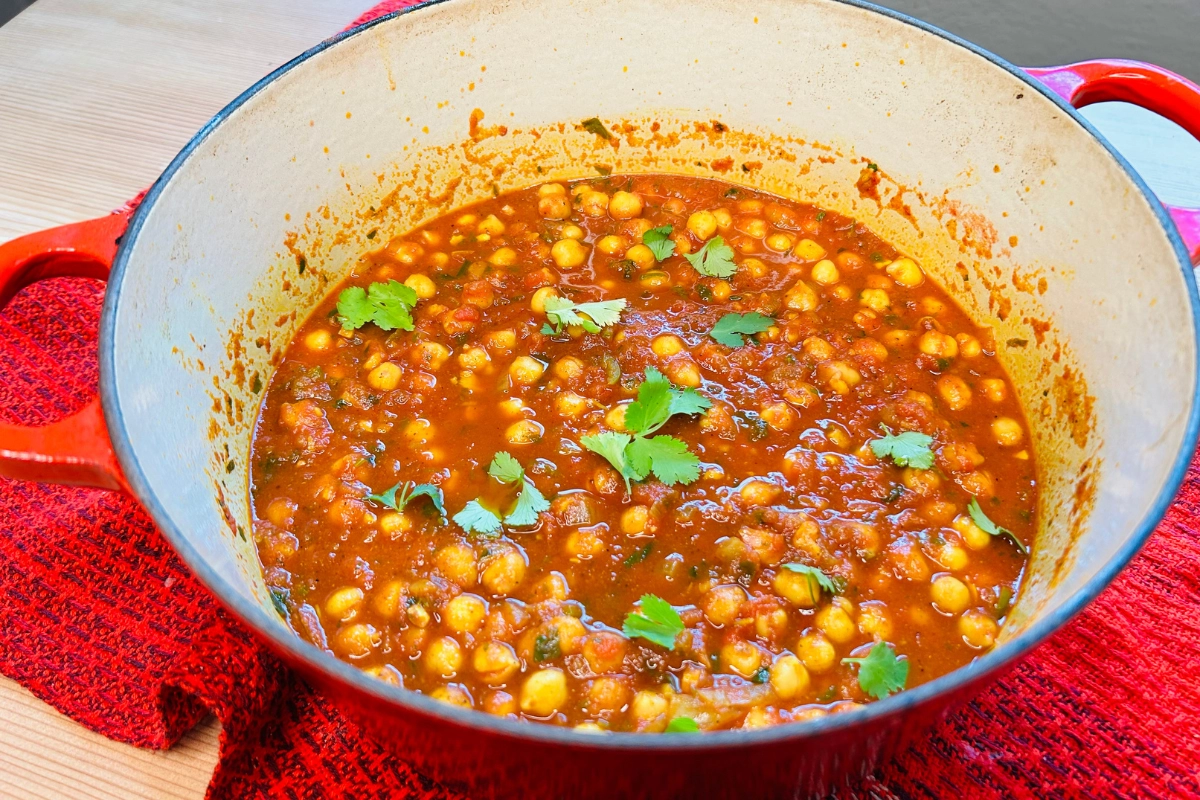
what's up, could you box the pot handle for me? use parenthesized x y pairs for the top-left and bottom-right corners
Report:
(1025, 60), (1200, 265)
(0, 210), (132, 491)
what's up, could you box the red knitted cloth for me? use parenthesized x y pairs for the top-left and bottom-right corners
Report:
(2, 3), (1199, 797)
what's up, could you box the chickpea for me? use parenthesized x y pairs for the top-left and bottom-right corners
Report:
(640, 270), (671, 290)
(857, 601), (893, 639)
(538, 182), (566, 197)
(952, 514), (993, 550)
(555, 391), (592, 418)
(796, 631), (837, 673)
(620, 505), (650, 535)
(485, 329), (518, 353)
(509, 356), (546, 385)
(784, 280), (818, 311)
(992, 417), (1024, 446)
(565, 529), (605, 558)
(720, 640), (764, 678)
(604, 404), (628, 432)
(816, 360), (862, 395)
(902, 467), (941, 495)
(529, 286), (560, 315)
(551, 238), (589, 269)
(765, 232), (794, 252)
(412, 342), (451, 371)
(481, 547), (527, 595)
(386, 240), (424, 265)
(366, 361), (403, 391)
(473, 641), (520, 685)
(702, 584), (747, 625)
(918, 330), (958, 359)
(802, 336), (835, 360)
(740, 479), (782, 506)
(435, 542), (478, 587)
(582, 632), (628, 674)
(886, 257), (924, 287)
(625, 244), (657, 270)
(881, 329), (915, 349)
(860, 288), (890, 313)
(546, 615), (587, 656)
(538, 193), (572, 220)
(630, 690), (669, 725)
(790, 238), (825, 261)
(755, 607), (789, 642)
(561, 224), (585, 240)
(664, 358), (702, 388)
(486, 247), (517, 267)
(952, 333), (981, 358)
(325, 587), (364, 621)
(931, 541), (970, 572)
(373, 580), (406, 619)
(757, 401), (797, 432)
(366, 664), (405, 687)
(959, 469), (996, 497)
(770, 654), (811, 700)
(931, 575), (971, 614)
(652, 334), (685, 357)
(959, 608), (1000, 648)
(687, 210), (718, 240)
(937, 375), (973, 411)
(815, 604), (856, 644)
(579, 191), (610, 218)
(334, 623), (379, 658)
(920, 296), (946, 316)
(609, 191), (644, 219)
(430, 685), (473, 709)
(483, 689), (518, 716)
(406, 602), (431, 628)
(586, 676), (629, 712)
(505, 419), (544, 445)
(980, 378), (1007, 403)
(520, 668), (569, 716)
(810, 259), (840, 285)
(444, 594), (488, 634)
(305, 328), (333, 351)
(425, 636), (464, 677)
(596, 234), (627, 255)
(774, 569), (820, 608)
(711, 207), (733, 230)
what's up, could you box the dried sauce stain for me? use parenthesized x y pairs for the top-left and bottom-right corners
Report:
(1053, 366), (1094, 450)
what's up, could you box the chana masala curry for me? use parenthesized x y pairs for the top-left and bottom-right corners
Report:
(250, 173), (1036, 733)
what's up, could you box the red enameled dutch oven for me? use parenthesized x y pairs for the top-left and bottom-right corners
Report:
(2, 1), (1200, 797)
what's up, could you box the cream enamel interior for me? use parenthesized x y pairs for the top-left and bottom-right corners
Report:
(107, 0), (1193, 659)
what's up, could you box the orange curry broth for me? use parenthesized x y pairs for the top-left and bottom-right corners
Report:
(249, 174), (1035, 732)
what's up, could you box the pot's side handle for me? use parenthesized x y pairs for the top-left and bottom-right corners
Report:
(1025, 60), (1200, 266)
(0, 211), (132, 491)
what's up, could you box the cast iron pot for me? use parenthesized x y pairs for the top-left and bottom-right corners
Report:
(3, 0), (1200, 796)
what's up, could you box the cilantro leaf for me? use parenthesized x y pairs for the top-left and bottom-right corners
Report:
(581, 431), (634, 487)
(642, 225), (676, 262)
(625, 367), (711, 437)
(534, 630), (561, 662)
(337, 280), (419, 331)
(505, 480), (550, 526)
(488, 451), (525, 484)
(367, 280), (419, 331)
(543, 296), (627, 334)
(581, 117), (612, 140)
(366, 481), (444, 516)
(869, 428), (935, 469)
(665, 717), (699, 733)
(622, 594), (684, 650)
(782, 563), (845, 596)
(626, 435), (701, 485)
(842, 642), (909, 700)
(453, 500), (502, 535)
(709, 312), (773, 347)
(968, 498), (1029, 555)
(336, 286), (374, 329)
(684, 236), (736, 278)
(540, 323), (556, 336)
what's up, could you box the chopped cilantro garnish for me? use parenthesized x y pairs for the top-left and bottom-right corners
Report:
(582, 368), (710, 488)
(665, 717), (699, 733)
(709, 312), (773, 347)
(452, 499), (502, 535)
(842, 642), (908, 700)
(487, 451), (525, 484)
(581, 117), (612, 139)
(533, 630), (561, 662)
(365, 481), (446, 516)
(337, 280), (419, 331)
(684, 235), (736, 278)
(540, 323), (557, 336)
(543, 296), (627, 334)
(623, 541), (654, 567)
(968, 498), (1029, 554)
(481, 451), (551, 528)
(622, 594), (684, 650)
(782, 563), (845, 596)
(642, 225), (676, 261)
(869, 427), (935, 469)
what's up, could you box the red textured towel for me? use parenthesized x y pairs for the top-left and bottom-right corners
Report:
(2, 2), (1199, 797)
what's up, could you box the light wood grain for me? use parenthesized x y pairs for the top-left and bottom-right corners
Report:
(0, 1), (1197, 799)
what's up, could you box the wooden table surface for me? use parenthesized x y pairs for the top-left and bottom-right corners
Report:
(0, 1), (1198, 798)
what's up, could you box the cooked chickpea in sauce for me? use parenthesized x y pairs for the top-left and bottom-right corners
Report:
(251, 175), (1035, 733)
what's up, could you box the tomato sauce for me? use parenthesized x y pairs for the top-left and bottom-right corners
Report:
(249, 175), (1035, 732)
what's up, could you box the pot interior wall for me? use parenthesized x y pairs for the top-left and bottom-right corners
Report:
(107, 0), (1194, 667)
